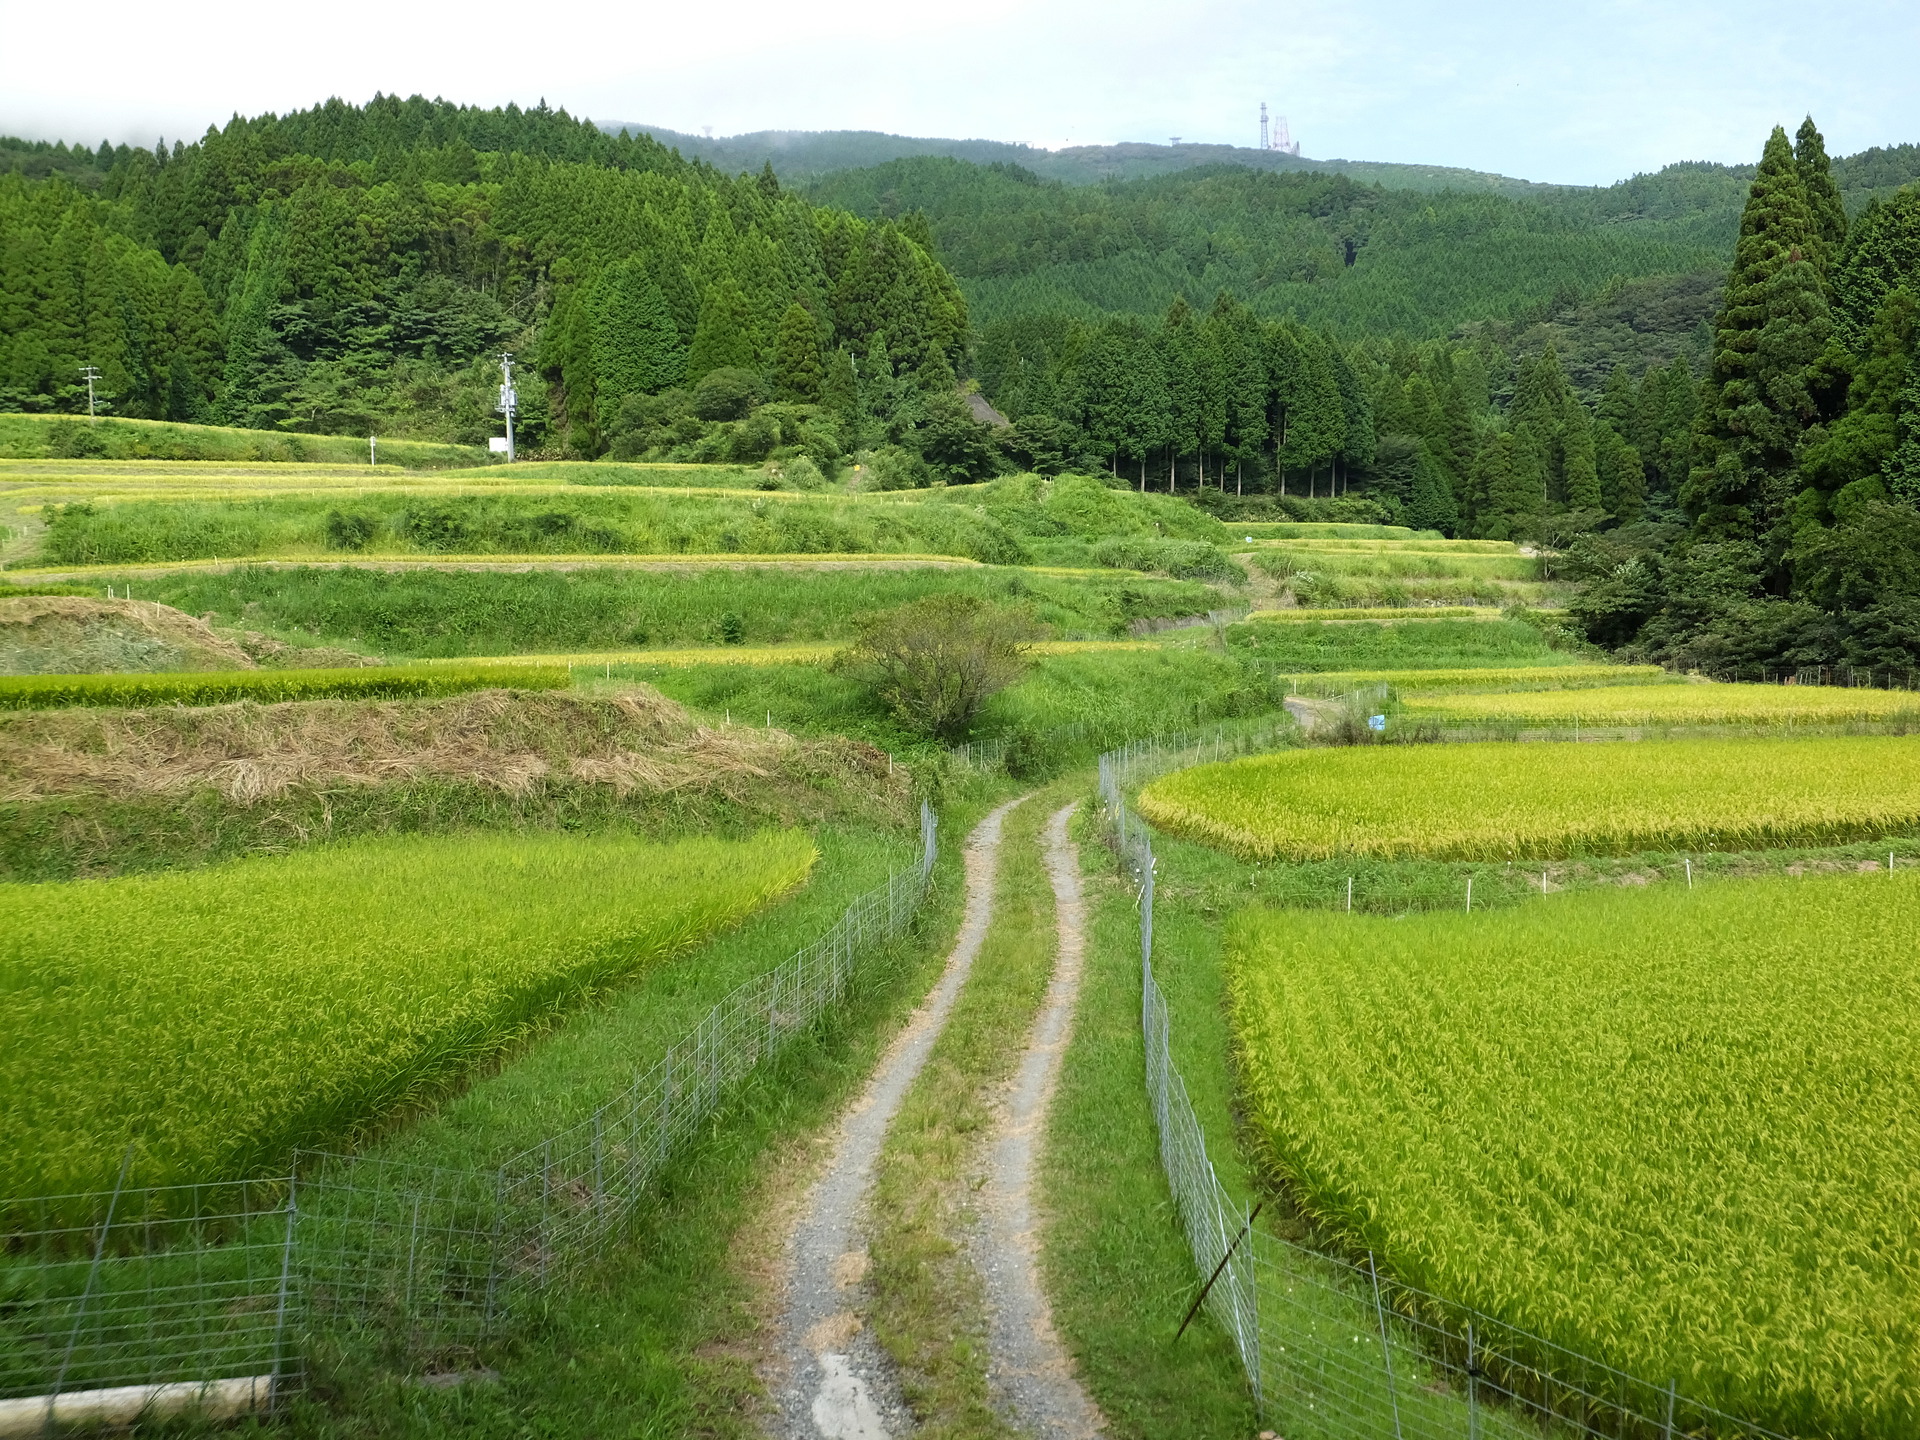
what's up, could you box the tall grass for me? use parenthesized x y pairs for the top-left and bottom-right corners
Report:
(129, 565), (1225, 654)
(1228, 873), (1920, 1437)
(0, 829), (817, 1198)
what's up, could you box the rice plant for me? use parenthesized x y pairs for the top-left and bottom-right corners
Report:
(1227, 871), (1920, 1437)
(0, 661), (567, 709)
(1406, 680), (1920, 726)
(0, 829), (816, 1198)
(1137, 734), (1920, 860)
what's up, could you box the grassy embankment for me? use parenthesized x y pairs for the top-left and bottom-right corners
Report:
(0, 413), (483, 467)
(1225, 611), (1589, 672)
(95, 564), (1221, 653)
(0, 685), (910, 881)
(1239, 533), (1564, 610)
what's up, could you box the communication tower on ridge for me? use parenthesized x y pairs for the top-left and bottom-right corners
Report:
(1259, 103), (1301, 156)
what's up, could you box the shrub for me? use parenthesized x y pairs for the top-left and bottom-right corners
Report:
(325, 510), (379, 551)
(836, 595), (1041, 740)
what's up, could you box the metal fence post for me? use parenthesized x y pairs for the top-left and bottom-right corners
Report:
(1369, 1252), (1406, 1440)
(46, 1143), (134, 1430)
(269, 1172), (299, 1410)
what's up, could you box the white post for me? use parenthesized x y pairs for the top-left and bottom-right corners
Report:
(1465, 877), (1472, 913)
(370, 434), (377, 466)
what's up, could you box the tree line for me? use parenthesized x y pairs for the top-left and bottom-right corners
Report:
(1571, 120), (1920, 669)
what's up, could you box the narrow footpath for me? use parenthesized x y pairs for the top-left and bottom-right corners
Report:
(773, 798), (1028, 1440)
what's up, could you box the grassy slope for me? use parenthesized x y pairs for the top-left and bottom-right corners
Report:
(637, 646), (1286, 765)
(0, 414), (482, 467)
(114, 564), (1223, 653)
(1225, 614), (1580, 671)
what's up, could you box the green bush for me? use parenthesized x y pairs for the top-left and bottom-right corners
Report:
(0, 662), (567, 709)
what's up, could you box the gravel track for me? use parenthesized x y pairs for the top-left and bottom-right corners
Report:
(771, 797), (1028, 1440)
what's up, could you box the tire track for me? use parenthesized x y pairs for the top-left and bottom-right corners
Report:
(772, 796), (1029, 1440)
(976, 801), (1105, 1437)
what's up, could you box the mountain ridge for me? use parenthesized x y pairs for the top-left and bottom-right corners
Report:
(600, 122), (1575, 196)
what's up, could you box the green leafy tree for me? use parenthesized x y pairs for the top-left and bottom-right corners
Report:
(686, 281), (759, 381)
(1831, 188), (1920, 347)
(1794, 117), (1848, 273)
(835, 595), (1040, 740)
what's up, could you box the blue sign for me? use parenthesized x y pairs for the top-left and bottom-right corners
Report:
(1367, 714), (1387, 732)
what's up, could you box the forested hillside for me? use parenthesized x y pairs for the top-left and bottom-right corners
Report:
(0, 96), (969, 463)
(808, 145), (1920, 338)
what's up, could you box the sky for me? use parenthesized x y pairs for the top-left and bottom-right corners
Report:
(3, 0), (1916, 186)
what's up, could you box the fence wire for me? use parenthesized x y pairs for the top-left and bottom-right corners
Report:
(2, 804), (937, 1410)
(1097, 728), (1789, 1440)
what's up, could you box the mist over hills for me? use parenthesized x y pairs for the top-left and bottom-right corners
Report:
(603, 122), (1570, 196)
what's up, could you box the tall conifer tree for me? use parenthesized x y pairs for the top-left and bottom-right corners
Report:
(1684, 126), (1834, 540)
(1794, 117), (1848, 272)
(772, 302), (824, 401)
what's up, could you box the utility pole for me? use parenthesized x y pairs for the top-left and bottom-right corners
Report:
(79, 366), (101, 420)
(497, 353), (517, 462)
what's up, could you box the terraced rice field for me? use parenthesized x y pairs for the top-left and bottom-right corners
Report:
(1301, 664), (1665, 692)
(0, 830), (816, 1197)
(1137, 734), (1920, 860)
(1227, 872), (1920, 1437)
(1405, 680), (1920, 725)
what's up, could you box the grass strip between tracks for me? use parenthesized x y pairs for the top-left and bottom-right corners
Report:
(866, 787), (1065, 1438)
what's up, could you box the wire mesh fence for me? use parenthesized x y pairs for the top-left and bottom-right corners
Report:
(2, 804), (938, 1411)
(1097, 734), (1789, 1440)
(0, 1171), (295, 1430)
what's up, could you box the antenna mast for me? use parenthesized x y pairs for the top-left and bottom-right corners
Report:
(1259, 103), (1269, 151)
